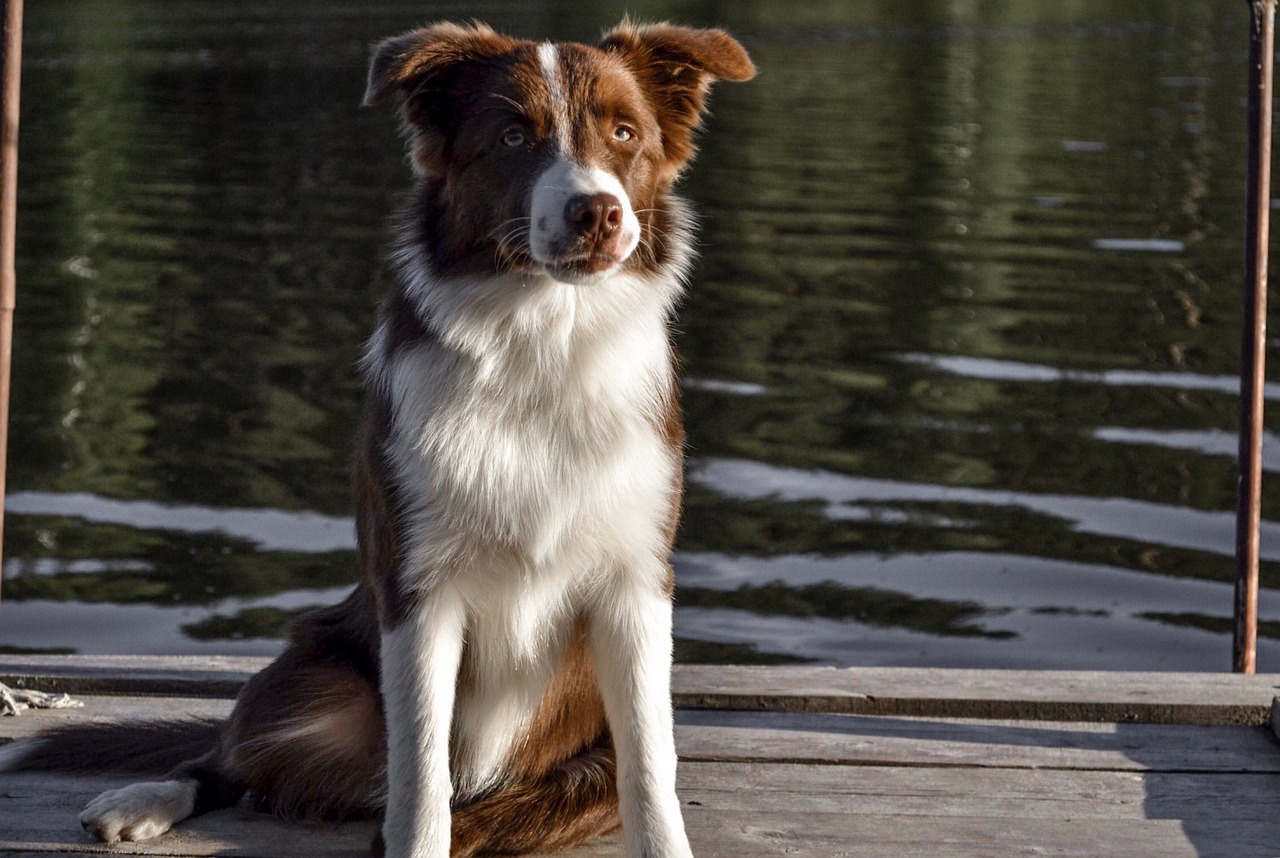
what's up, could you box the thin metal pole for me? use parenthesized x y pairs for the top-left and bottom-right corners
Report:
(0, 0), (21, 602)
(1235, 0), (1276, 674)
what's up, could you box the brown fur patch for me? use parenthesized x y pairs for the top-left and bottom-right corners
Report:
(448, 745), (618, 858)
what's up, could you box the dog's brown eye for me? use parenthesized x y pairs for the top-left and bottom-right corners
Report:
(611, 125), (635, 143)
(501, 128), (526, 148)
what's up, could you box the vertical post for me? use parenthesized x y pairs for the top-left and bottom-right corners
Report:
(0, 0), (21, 602)
(1236, 0), (1276, 674)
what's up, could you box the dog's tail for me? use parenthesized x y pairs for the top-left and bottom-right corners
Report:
(0, 718), (221, 775)
(2, 719), (250, 844)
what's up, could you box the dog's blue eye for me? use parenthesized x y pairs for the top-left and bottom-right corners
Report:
(612, 125), (635, 143)
(501, 128), (526, 148)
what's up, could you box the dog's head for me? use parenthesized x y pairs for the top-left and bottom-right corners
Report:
(364, 21), (754, 284)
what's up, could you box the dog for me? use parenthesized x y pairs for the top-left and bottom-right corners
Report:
(0, 19), (753, 858)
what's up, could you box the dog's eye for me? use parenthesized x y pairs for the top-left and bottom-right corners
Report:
(611, 125), (635, 143)
(501, 128), (527, 148)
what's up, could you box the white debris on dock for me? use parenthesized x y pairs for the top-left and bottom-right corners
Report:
(0, 683), (82, 716)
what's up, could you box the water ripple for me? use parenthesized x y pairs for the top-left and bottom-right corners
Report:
(899, 353), (1280, 399)
(691, 458), (1277, 561)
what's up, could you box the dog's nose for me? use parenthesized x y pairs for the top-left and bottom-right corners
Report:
(564, 193), (623, 240)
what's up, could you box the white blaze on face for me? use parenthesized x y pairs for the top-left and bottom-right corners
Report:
(538, 42), (571, 152)
(528, 43), (641, 280)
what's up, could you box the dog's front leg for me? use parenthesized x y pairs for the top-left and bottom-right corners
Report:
(379, 589), (465, 858)
(588, 577), (692, 858)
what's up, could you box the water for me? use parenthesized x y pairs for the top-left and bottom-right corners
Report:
(3, 0), (1276, 671)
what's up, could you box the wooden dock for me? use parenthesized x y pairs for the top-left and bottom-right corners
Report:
(3, 656), (1280, 856)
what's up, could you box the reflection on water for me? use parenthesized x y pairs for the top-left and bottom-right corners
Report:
(693, 457), (1280, 562)
(3, 0), (1277, 670)
(900, 352), (1280, 398)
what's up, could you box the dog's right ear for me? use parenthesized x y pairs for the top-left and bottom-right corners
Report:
(363, 21), (516, 107)
(364, 22), (517, 174)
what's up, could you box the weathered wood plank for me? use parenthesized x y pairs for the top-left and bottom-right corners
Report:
(4, 657), (1279, 724)
(681, 812), (1271, 858)
(0, 655), (263, 699)
(676, 709), (1280, 772)
(0, 696), (232, 741)
(676, 762), (1280, 823)
(673, 665), (1280, 725)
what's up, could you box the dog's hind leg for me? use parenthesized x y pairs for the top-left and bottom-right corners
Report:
(75, 651), (384, 844)
(212, 589), (387, 821)
(221, 652), (387, 821)
(79, 748), (245, 843)
(76, 650), (384, 844)
(79, 591), (385, 843)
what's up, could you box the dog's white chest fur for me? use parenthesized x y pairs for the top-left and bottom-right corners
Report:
(378, 272), (679, 570)
(371, 272), (680, 796)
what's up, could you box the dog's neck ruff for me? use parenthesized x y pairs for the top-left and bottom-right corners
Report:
(363, 196), (696, 400)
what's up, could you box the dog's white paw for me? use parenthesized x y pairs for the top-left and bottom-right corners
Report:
(79, 779), (196, 843)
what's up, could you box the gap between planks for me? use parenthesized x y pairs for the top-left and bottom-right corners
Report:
(4, 658), (1280, 725)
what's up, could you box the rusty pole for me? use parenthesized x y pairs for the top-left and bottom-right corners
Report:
(1235, 0), (1277, 674)
(0, 0), (21, 601)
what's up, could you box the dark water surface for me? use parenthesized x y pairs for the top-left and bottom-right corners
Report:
(3, 0), (1278, 670)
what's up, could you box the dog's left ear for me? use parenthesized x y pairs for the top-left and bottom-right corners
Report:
(600, 22), (755, 173)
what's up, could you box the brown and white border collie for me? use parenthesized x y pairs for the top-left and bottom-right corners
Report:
(0, 20), (754, 858)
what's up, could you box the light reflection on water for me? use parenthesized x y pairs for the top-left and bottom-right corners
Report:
(692, 458), (1280, 562)
(6, 491), (356, 553)
(899, 352), (1280, 399)
(3, 0), (1277, 670)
